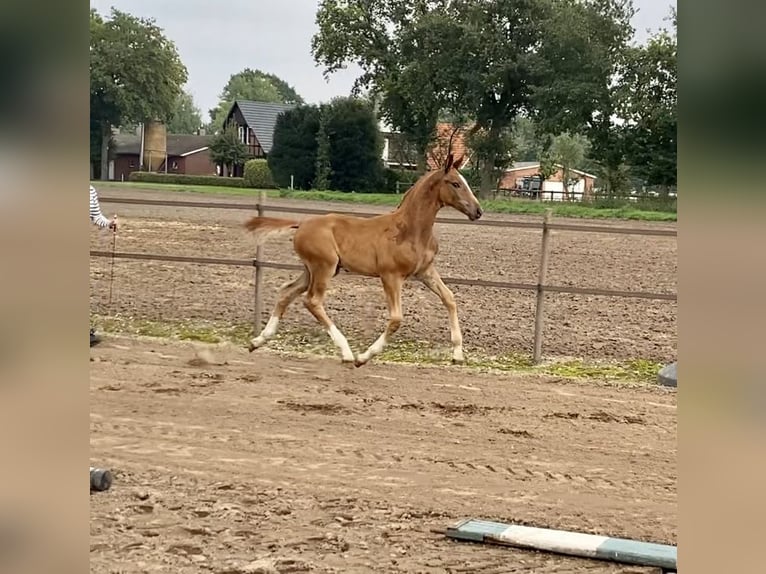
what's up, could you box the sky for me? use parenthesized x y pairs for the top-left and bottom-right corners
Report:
(90, 0), (676, 123)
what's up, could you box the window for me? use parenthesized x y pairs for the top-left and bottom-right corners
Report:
(238, 126), (250, 144)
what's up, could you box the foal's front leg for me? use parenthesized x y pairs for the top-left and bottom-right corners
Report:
(417, 265), (465, 364)
(355, 275), (404, 367)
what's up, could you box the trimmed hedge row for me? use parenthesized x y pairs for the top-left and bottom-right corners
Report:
(128, 172), (245, 187)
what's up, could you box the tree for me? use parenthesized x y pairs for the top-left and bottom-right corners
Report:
(312, 1), (454, 171)
(511, 117), (544, 162)
(452, 0), (635, 196)
(618, 18), (677, 191)
(209, 121), (250, 177)
(268, 105), (322, 189)
(313, 0), (635, 197)
(314, 108), (332, 190)
(324, 97), (385, 192)
(167, 90), (203, 134)
(549, 132), (591, 199)
(208, 68), (304, 128)
(90, 8), (188, 179)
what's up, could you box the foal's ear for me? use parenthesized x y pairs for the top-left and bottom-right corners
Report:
(453, 155), (464, 170)
(444, 153), (454, 173)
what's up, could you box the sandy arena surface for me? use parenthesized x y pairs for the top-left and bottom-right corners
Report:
(89, 187), (677, 363)
(89, 336), (677, 573)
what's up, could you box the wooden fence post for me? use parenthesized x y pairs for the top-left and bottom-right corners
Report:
(533, 209), (553, 364)
(253, 190), (265, 331)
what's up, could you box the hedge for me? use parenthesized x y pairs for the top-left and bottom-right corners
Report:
(128, 172), (245, 187)
(244, 159), (276, 189)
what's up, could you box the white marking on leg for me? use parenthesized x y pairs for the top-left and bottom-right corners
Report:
(249, 315), (279, 349)
(449, 312), (464, 362)
(328, 324), (355, 362)
(357, 332), (388, 364)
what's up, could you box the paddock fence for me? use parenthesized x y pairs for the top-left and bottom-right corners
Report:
(92, 192), (677, 363)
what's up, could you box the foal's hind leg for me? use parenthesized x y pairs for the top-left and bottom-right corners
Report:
(302, 261), (356, 364)
(248, 269), (309, 352)
(355, 274), (404, 367)
(417, 265), (465, 364)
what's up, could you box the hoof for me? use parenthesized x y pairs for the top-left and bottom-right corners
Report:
(341, 359), (356, 368)
(354, 359), (366, 368)
(451, 357), (465, 365)
(248, 343), (256, 353)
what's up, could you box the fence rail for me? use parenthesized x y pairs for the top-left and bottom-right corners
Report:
(94, 194), (677, 363)
(101, 196), (677, 237)
(89, 250), (676, 302)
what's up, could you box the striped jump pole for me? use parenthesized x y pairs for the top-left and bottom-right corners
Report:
(445, 518), (677, 571)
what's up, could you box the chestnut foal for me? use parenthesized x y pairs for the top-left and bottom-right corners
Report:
(243, 153), (483, 367)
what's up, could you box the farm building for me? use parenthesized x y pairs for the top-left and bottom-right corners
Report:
(220, 100), (296, 177)
(499, 162), (597, 201)
(108, 130), (216, 181)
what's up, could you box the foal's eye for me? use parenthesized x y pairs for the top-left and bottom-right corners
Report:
(451, 181), (461, 188)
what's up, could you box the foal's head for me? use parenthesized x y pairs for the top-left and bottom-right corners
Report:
(433, 153), (483, 221)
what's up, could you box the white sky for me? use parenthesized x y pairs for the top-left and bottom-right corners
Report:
(90, 0), (676, 122)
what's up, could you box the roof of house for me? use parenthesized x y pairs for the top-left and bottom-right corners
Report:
(112, 133), (213, 157)
(427, 122), (472, 170)
(505, 162), (597, 179)
(228, 100), (296, 153)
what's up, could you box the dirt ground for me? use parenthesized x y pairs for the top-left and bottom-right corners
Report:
(89, 187), (677, 363)
(89, 336), (677, 573)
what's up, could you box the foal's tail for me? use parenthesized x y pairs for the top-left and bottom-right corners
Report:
(243, 216), (300, 245)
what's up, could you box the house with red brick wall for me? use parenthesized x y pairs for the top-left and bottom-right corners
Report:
(109, 132), (216, 181)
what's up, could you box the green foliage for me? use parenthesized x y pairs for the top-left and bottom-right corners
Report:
(208, 68), (305, 128)
(268, 104), (322, 189)
(243, 159), (276, 189)
(384, 168), (420, 193)
(324, 97), (385, 192)
(312, 1), (452, 170)
(209, 122), (251, 175)
(90, 7), (188, 178)
(312, 0), (636, 196)
(314, 109), (332, 190)
(167, 90), (203, 134)
(511, 117), (543, 162)
(549, 132), (591, 198)
(618, 25), (677, 189)
(269, 97), (384, 193)
(90, 8), (187, 124)
(128, 172), (245, 187)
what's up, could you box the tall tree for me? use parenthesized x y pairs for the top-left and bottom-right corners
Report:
(208, 68), (304, 128)
(618, 17), (677, 191)
(452, 0), (634, 196)
(167, 90), (203, 134)
(324, 97), (385, 193)
(90, 8), (188, 179)
(268, 105), (322, 189)
(312, 1), (454, 171)
(313, 0), (635, 196)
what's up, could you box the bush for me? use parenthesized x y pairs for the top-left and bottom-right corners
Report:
(384, 168), (420, 193)
(128, 172), (245, 187)
(243, 159), (276, 189)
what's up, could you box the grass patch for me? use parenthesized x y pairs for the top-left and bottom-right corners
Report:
(92, 314), (664, 385)
(93, 181), (676, 222)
